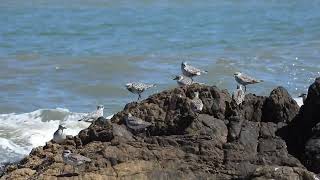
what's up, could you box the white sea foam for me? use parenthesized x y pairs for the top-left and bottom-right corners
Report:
(0, 108), (113, 164)
(294, 97), (303, 107)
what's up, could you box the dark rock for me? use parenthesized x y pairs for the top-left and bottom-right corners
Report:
(78, 118), (113, 145)
(278, 77), (320, 173)
(1, 84), (318, 179)
(263, 86), (299, 123)
(304, 123), (320, 173)
(226, 94), (266, 122)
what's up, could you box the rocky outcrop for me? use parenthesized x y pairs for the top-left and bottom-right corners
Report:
(263, 86), (300, 123)
(1, 83), (318, 180)
(278, 77), (320, 174)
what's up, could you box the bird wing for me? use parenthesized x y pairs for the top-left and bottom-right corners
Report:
(185, 65), (207, 75)
(134, 83), (155, 91)
(233, 89), (245, 105)
(70, 154), (91, 162)
(240, 74), (261, 83)
(184, 65), (202, 75)
(78, 112), (95, 122)
(182, 77), (193, 85)
(127, 116), (152, 128)
(191, 99), (203, 111)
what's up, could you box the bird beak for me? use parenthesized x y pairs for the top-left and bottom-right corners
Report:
(173, 76), (178, 80)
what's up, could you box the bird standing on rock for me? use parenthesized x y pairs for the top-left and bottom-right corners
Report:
(190, 91), (203, 113)
(181, 61), (208, 80)
(234, 72), (263, 92)
(125, 113), (152, 132)
(53, 125), (67, 144)
(78, 105), (104, 122)
(232, 85), (245, 105)
(125, 82), (156, 101)
(173, 75), (193, 87)
(62, 150), (91, 175)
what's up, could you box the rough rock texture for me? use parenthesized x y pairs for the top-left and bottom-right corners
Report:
(278, 77), (320, 174)
(1, 83), (318, 180)
(263, 86), (300, 123)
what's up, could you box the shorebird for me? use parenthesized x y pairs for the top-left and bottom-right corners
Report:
(181, 61), (207, 80)
(78, 105), (104, 122)
(53, 125), (67, 144)
(62, 150), (91, 175)
(298, 93), (307, 105)
(125, 82), (156, 101)
(190, 92), (203, 113)
(234, 72), (263, 92)
(125, 113), (152, 132)
(232, 85), (245, 105)
(173, 75), (193, 86)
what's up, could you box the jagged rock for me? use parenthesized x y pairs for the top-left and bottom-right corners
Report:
(263, 87), (299, 123)
(111, 84), (231, 136)
(1, 84), (318, 179)
(278, 77), (320, 173)
(304, 122), (320, 173)
(78, 117), (113, 145)
(226, 93), (266, 122)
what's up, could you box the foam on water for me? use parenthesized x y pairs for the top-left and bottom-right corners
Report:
(294, 97), (303, 107)
(0, 108), (113, 164)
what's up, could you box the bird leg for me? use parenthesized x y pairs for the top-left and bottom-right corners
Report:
(244, 86), (247, 92)
(138, 94), (142, 101)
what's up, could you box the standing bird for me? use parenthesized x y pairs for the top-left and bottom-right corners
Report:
(62, 150), (91, 174)
(173, 75), (193, 87)
(53, 125), (67, 144)
(298, 93), (307, 105)
(125, 113), (152, 132)
(78, 105), (104, 122)
(181, 62), (208, 80)
(125, 82), (156, 101)
(232, 85), (245, 105)
(234, 72), (263, 92)
(190, 92), (203, 113)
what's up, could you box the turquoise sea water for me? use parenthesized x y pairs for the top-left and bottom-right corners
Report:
(0, 0), (320, 164)
(1, 0), (320, 114)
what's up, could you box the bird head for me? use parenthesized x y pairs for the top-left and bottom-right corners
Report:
(63, 150), (72, 156)
(125, 83), (133, 89)
(58, 125), (67, 130)
(298, 93), (307, 98)
(181, 61), (187, 67)
(234, 72), (241, 76)
(173, 75), (182, 80)
(97, 105), (104, 110)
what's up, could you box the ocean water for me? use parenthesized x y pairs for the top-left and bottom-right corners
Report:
(0, 0), (319, 164)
